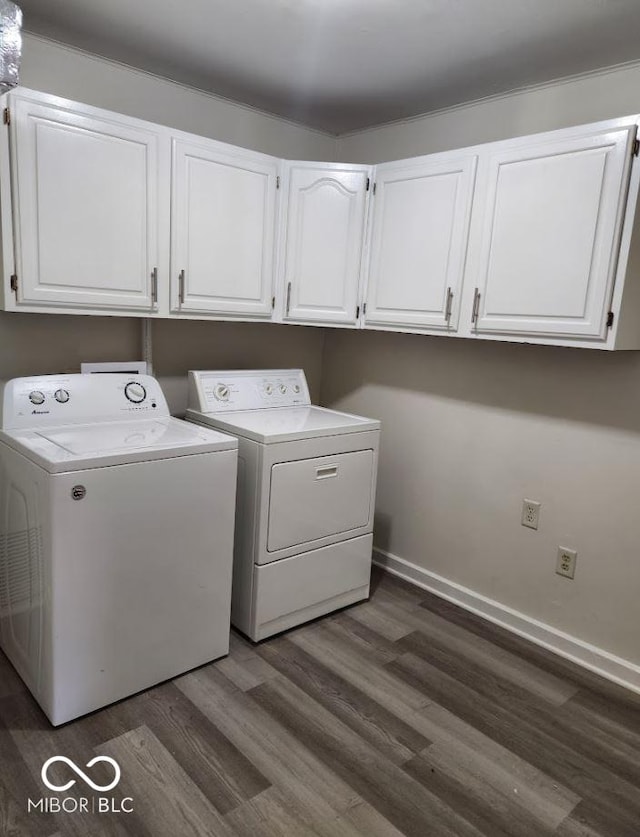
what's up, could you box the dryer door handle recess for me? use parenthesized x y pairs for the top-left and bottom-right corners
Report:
(315, 465), (338, 480)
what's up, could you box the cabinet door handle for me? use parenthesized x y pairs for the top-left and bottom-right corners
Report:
(178, 270), (185, 305)
(471, 287), (480, 325)
(286, 281), (292, 316)
(151, 267), (158, 305)
(444, 287), (453, 322)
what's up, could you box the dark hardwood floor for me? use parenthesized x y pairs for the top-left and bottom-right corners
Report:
(1, 566), (640, 836)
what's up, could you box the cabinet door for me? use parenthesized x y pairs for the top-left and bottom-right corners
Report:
(470, 126), (636, 339)
(280, 162), (371, 326)
(171, 138), (278, 317)
(11, 95), (159, 311)
(365, 154), (477, 331)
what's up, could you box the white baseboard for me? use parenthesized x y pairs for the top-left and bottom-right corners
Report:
(373, 548), (640, 696)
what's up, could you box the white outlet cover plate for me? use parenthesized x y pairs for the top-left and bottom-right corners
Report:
(521, 499), (541, 530)
(556, 547), (577, 579)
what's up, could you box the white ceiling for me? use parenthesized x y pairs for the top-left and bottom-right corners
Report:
(17, 0), (640, 134)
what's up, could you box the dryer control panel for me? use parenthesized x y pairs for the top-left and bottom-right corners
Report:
(1, 374), (170, 430)
(188, 369), (311, 413)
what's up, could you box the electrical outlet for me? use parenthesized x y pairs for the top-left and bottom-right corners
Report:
(521, 499), (540, 530)
(556, 547), (577, 579)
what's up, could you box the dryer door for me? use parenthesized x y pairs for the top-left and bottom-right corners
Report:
(267, 449), (374, 552)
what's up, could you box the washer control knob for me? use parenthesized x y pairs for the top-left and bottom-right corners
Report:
(29, 390), (45, 405)
(214, 384), (230, 402)
(54, 389), (70, 403)
(279, 384), (287, 394)
(293, 384), (301, 394)
(264, 384), (273, 395)
(124, 381), (147, 404)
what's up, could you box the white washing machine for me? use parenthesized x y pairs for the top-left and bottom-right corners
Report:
(0, 373), (238, 726)
(186, 369), (380, 641)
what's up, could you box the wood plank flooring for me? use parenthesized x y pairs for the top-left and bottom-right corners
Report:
(1, 566), (640, 836)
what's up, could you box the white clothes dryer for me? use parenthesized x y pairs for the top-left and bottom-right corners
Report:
(0, 374), (238, 725)
(186, 369), (380, 641)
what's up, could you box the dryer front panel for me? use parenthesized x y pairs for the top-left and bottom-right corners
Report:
(251, 534), (372, 640)
(266, 449), (374, 554)
(253, 428), (380, 566)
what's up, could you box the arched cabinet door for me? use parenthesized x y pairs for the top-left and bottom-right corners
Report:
(279, 162), (372, 326)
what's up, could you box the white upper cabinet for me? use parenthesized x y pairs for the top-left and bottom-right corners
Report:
(3, 89), (640, 350)
(8, 92), (161, 311)
(467, 124), (637, 340)
(171, 137), (279, 318)
(364, 153), (477, 332)
(279, 162), (372, 326)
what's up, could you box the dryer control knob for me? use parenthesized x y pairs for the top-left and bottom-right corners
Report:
(293, 384), (301, 394)
(29, 390), (45, 405)
(279, 384), (287, 394)
(125, 381), (147, 403)
(214, 384), (230, 401)
(54, 389), (70, 403)
(264, 384), (273, 395)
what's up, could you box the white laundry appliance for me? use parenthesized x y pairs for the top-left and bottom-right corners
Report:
(185, 369), (380, 641)
(0, 373), (238, 726)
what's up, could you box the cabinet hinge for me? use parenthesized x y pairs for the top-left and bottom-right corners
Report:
(271, 295), (275, 309)
(10, 273), (17, 294)
(607, 311), (615, 328)
(634, 139), (640, 157)
(3, 107), (9, 126)
(276, 175), (280, 189)
(366, 177), (370, 191)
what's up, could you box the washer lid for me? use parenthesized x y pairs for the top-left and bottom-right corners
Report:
(185, 405), (380, 444)
(0, 417), (237, 473)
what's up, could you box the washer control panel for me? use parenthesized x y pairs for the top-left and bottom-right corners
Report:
(1, 374), (169, 430)
(188, 369), (310, 413)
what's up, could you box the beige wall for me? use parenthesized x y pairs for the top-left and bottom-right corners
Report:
(152, 319), (325, 415)
(0, 311), (141, 380)
(323, 62), (640, 669)
(0, 35), (335, 392)
(20, 33), (336, 158)
(0, 313), (325, 416)
(338, 61), (640, 163)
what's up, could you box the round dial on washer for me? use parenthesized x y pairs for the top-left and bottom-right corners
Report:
(54, 389), (70, 404)
(293, 384), (301, 394)
(264, 384), (273, 395)
(29, 390), (45, 405)
(124, 381), (147, 404)
(214, 384), (230, 402)
(279, 384), (287, 394)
